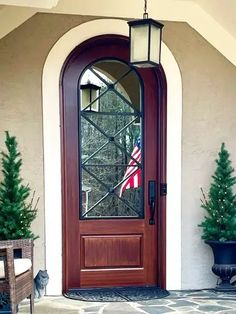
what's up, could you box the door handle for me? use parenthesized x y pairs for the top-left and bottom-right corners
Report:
(148, 180), (156, 225)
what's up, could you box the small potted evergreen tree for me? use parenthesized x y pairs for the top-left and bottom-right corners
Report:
(199, 143), (236, 291)
(0, 132), (38, 312)
(0, 131), (38, 241)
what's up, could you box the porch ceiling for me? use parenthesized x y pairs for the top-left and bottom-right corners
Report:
(0, 0), (236, 66)
(0, 0), (59, 8)
(195, 0), (236, 39)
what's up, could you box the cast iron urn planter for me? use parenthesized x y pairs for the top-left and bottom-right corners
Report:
(206, 240), (236, 291)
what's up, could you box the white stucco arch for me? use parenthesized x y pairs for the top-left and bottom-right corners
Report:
(42, 19), (182, 295)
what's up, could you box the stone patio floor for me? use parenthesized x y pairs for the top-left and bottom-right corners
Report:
(19, 290), (236, 314)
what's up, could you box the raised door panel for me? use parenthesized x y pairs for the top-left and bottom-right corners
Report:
(81, 235), (143, 268)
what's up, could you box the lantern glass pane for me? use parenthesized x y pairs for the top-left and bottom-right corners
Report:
(81, 89), (90, 109)
(130, 24), (149, 62)
(90, 89), (99, 111)
(150, 25), (161, 64)
(81, 88), (99, 111)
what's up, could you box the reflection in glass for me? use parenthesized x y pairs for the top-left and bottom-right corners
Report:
(79, 60), (143, 218)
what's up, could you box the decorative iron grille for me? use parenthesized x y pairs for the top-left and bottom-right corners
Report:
(79, 60), (143, 218)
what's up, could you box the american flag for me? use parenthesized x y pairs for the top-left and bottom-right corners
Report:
(119, 138), (141, 197)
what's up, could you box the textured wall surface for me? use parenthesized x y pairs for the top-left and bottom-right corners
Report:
(163, 22), (236, 288)
(0, 13), (236, 288)
(0, 13), (96, 274)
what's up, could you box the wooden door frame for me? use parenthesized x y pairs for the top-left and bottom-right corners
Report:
(60, 35), (167, 292)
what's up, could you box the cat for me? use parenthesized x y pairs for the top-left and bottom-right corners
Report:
(34, 270), (49, 299)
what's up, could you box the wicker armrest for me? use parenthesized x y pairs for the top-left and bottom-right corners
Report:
(0, 240), (33, 283)
(0, 239), (33, 259)
(0, 245), (15, 283)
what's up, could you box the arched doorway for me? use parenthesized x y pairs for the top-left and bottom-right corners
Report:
(60, 35), (167, 291)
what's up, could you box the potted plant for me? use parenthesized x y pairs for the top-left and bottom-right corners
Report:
(0, 131), (38, 312)
(199, 143), (236, 291)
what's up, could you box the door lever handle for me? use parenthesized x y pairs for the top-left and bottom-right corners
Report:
(148, 181), (156, 225)
(149, 199), (155, 225)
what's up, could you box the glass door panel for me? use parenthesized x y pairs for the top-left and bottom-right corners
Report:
(79, 60), (143, 218)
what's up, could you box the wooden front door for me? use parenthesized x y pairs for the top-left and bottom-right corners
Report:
(61, 36), (167, 291)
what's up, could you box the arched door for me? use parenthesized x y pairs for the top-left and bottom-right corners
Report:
(61, 36), (167, 291)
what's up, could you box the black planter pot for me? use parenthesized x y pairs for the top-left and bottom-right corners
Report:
(206, 240), (236, 291)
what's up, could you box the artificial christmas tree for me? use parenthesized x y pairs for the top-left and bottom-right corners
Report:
(199, 143), (236, 291)
(199, 142), (236, 241)
(0, 131), (38, 240)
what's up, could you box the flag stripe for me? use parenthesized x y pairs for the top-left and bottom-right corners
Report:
(119, 139), (142, 197)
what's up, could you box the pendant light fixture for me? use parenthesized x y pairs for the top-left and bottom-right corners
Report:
(128, 0), (164, 67)
(80, 82), (101, 112)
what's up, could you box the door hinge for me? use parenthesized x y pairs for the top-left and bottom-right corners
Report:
(160, 183), (167, 196)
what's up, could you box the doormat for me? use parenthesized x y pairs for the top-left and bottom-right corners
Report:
(64, 286), (169, 302)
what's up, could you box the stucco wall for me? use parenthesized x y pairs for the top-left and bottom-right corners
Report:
(0, 13), (236, 288)
(0, 13), (96, 274)
(164, 22), (236, 288)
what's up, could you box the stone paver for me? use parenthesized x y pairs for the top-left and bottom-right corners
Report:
(140, 305), (175, 313)
(169, 300), (199, 307)
(197, 304), (232, 312)
(18, 290), (236, 314)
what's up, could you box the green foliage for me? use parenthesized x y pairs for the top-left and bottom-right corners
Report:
(0, 131), (38, 240)
(199, 143), (236, 241)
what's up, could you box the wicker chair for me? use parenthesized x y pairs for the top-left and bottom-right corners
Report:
(0, 239), (34, 314)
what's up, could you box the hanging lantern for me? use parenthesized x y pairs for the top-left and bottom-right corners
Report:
(128, 0), (164, 68)
(80, 82), (101, 111)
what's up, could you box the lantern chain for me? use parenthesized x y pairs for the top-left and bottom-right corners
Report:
(143, 0), (148, 19)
